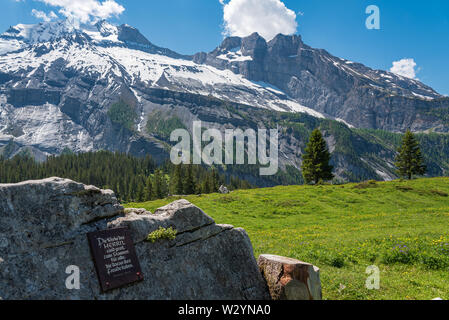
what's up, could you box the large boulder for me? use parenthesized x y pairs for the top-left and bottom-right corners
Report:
(0, 178), (270, 300)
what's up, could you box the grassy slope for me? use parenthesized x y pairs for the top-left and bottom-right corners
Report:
(126, 178), (449, 300)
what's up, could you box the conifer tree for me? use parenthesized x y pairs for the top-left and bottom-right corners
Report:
(144, 176), (153, 201)
(395, 130), (426, 180)
(210, 169), (220, 192)
(136, 183), (145, 202)
(152, 170), (163, 199)
(301, 129), (334, 184)
(172, 165), (184, 195)
(202, 174), (212, 194)
(184, 165), (196, 195)
(160, 173), (169, 198)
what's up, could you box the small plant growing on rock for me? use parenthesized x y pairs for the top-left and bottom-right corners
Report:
(146, 227), (177, 243)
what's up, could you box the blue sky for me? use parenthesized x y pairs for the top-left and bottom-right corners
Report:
(2, 0), (449, 95)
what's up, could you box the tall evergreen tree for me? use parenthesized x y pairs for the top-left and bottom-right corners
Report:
(144, 176), (153, 201)
(136, 183), (145, 202)
(395, 130), (426, 180)
(184, 165), (196, 195)
(209, 169), (219, 193)
(301, 129), (334, 184)
(172, 165), (184, 195)
(160, 173), (169, 198)
(201, 174), (212, 194)
(153, 169), (163, 199)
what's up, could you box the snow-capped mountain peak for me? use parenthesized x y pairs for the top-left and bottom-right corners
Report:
(0, 19), (447, 183)
(3, 20), (85, 43)
(0, 19), (123, 53)
(0, 19), (447, 165)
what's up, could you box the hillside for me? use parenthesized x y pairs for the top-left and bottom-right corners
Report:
(1, 19), (449, 186)
(126, 178), (449, 300)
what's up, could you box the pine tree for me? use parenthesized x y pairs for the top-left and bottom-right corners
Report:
(144, 176), (153, 201)
(184, 165), (196, 195)
(301, 129), (334, 185)
(172, 165), (184, 195)
(153, 170), (163, 199)
(160, 173), (169, 198)
(136, 183), (145, 202)
(210, 169), (220, 193)
(395, 130), (426, 180)
(201, 174), (212, 194)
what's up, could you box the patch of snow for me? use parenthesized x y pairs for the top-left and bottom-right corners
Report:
(334, 118), (354, 128)
(137, 112), (144, 132)
(380, 73), (393, 79)
(411, 92), (434, 101)
(0, 38), (23, 55)
(217, 50), (253, 62)
(251, 81), (285, 95)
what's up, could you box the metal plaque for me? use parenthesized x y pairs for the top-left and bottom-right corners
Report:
(87, 227), (144, 292)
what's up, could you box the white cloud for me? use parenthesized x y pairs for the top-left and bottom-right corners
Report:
(35, 0), (125, 23)
(220, 0), (298, 41)
(390, 58), (418, 79)
(31, 9), (58, 22)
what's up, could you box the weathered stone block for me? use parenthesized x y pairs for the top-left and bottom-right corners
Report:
(258, 254), (322, 300)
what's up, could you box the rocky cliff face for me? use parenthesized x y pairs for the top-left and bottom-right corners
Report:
(0, 20), (322, 160)
(0, 178), (270, 300)
(0, 20), (447, 183)
(194, 33), (447, 133)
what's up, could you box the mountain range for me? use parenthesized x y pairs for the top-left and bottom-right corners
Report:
(0, 19), (448, 185)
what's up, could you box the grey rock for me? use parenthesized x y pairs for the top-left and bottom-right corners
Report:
(0, 179), (270, 300)
(258, 254), (322, 300)
(0, 177), (124, 253)
(219, 185), (230, 194)
(153, 200), (216, 233)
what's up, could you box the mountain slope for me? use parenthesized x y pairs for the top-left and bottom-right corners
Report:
(0, 20), (326, 158)
(194, 33), (448, 133)
(0, 20), (448, 184)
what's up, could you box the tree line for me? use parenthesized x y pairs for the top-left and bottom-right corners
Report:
(0, 128), (428, 199)
(301, 128), (427, 184)
(0, 151), (251, 202)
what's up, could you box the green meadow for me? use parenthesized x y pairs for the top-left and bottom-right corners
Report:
(125, 178), (449, 300)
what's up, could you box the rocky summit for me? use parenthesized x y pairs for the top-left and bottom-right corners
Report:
(0, 178), (270, 300)
(194, 32), (447, 133)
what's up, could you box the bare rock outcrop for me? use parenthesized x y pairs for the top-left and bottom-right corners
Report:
(0, 178), (270, 300)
